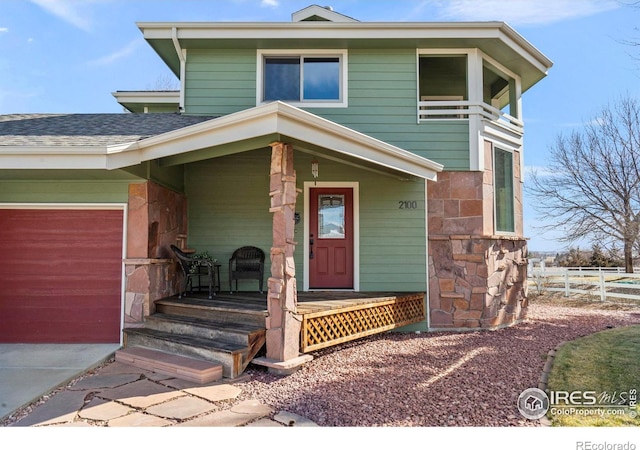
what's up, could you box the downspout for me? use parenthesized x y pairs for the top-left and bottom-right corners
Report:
(172, 27), (186, 112)
(425, 179), (431, 331)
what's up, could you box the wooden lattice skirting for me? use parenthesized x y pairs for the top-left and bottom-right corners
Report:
(300, 294), (425, 353)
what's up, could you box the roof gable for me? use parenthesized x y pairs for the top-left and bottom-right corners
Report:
(292, 5), (359, 22)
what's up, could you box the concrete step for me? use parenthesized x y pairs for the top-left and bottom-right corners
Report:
(154, 298), (267, 327)
(124, 328), (247, 379)
(144, 313), (265, 347)
(115, 347), (223, 384)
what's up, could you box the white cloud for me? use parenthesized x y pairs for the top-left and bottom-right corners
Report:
(435, 0), (620, 26)
(30, 0), (96, 32)
(261, 0), (279, 8)
(0, 27), (8, 33)
(86, 39), (142, 67)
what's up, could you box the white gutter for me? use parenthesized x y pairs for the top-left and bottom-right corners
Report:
(171, 27), (186, 111)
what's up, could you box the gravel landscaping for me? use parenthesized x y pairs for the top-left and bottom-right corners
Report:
(235, 294), (640, 427)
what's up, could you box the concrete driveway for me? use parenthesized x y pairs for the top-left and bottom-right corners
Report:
(0, 343), (120, 420)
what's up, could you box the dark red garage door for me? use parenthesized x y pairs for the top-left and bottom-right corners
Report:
(0, 208), (123, 343)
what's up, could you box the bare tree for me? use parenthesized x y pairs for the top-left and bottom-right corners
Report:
(527, 95), (640, 272)
(619, 1), (640, 61)
(146, 73), (180, 91)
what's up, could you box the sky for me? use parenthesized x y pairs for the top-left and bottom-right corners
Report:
(1, 0), (640, 253)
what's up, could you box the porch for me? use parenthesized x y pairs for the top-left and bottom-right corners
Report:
(120, 107), (440, 376)
(157, 290), (425, 353)
(122, 291), (425, 379)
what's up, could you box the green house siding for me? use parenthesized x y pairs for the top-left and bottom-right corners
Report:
(0, 180), (133, 203)
(185, 150), (272, 292)
(183, 48), (469, 170)
(184, 149), (427, 292)
(358, 178), (427, 291)
(185, 49), (257, 116)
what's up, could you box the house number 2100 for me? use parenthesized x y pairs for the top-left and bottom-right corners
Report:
(398, 201), (418, 209)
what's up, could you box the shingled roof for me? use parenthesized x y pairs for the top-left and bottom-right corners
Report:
(0, 113), (218, 147)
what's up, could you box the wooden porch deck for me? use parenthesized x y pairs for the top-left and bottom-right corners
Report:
(163, 291), (426, 353)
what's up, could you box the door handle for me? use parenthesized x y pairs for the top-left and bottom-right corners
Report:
(309, 234), (314, 259)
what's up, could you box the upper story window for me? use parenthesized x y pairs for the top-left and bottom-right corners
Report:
(494, 147), (515, 233)
(258, 50), (347, 107)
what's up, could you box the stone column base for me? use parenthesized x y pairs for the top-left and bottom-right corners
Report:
(429, 235), (528, 330)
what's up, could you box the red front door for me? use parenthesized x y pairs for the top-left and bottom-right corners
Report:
(309, 188), (354, 289)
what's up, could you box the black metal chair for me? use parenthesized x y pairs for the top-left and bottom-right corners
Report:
(229, 246), (265, 293)
(170, 244), (215, 299)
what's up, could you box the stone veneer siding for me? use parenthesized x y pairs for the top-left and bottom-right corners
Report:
(427, 141), (528, 329)
(123, 181), (187, 327)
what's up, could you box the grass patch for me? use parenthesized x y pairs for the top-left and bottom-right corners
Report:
(546, 325), (640, 426)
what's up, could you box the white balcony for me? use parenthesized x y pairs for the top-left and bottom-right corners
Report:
(418, 99), (524, 137)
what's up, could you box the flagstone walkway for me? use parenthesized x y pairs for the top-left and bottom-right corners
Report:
(8, 359), (317, 427)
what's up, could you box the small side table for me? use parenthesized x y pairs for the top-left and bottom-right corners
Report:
(193, 263), (221, 294)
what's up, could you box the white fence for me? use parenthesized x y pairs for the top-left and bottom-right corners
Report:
(529, 264), (640, 303)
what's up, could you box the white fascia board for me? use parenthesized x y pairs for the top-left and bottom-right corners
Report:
(0, 146), (109, 169)
(142, 22), (506, 42)
(111, 91), (180, 104)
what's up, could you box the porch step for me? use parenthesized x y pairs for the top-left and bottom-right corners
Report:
(154, 298), (268, 327)
(124, 328), (251, 379)
(144, 313), (265, 347)
(115, 347), (223, 384)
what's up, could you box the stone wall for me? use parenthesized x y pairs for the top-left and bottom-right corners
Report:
(427, 140), (528, 330)
(123, 181), (187, 326)
(428, 235), (528, 329)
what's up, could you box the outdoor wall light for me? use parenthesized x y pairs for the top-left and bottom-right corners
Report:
(311, 159), (319, 184)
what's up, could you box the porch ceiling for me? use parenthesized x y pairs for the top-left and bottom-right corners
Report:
(112, 102), (444, 181)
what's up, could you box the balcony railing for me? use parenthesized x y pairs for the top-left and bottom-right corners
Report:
(418, 100), (524, 136)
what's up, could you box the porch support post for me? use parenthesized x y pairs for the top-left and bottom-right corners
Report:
(264, 141), (306, 368)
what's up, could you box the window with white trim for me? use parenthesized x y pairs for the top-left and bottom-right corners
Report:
(258, 51), (347, 107)
(494, 147), (515, 233)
